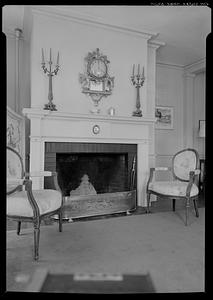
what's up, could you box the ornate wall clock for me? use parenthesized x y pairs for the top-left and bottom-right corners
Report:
(88, 57), (108, 79)
(79, 48), (114, 114)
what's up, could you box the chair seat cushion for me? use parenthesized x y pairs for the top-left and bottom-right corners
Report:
(7, 189), (62, 217)
(148, 181), (199, 197)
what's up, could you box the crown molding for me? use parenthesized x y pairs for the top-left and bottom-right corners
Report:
(31, 6), (158, 40)
(157, 58), (206, 72)
(156, 61), (184, 70)
(2, 27), (25, 40)
(148, 39), (166, 50)
(184, 58), (206, 74)
(182, 71), (196, 78)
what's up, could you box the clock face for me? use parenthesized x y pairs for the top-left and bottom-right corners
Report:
(93, 125), (100, 134)
(89, 59), (107, 78)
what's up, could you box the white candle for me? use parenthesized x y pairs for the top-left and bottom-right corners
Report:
(57, 51), (59, 65)
(138, 64), (140, 76)
(142, 66), (144, 78)
(132, 64), (135, 76)
(42, 48), (45, 64)
(49, 48), (52, 62)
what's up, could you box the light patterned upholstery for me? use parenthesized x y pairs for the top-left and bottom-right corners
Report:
(7, 189), (62, 217)
(146, 148), (200, 225)
(7, 147), (23, 193)
(173, 150), (197, 181)
(148, 181), (199, 197)
(7, 108), (63, 261)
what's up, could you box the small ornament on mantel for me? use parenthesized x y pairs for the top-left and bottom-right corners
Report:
(41, 48), (60, 111)
(131, 64), (145, 117)
(108, 107), (115, 116)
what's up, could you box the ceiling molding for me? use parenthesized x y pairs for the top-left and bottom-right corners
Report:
(184, 58), (206, 74)
(156, 61), (184, 70)
(31, 6), (159, 40)
(2, 27), (25, 40)
(148, 40), (166, 50)
(182, 71), (196, 78)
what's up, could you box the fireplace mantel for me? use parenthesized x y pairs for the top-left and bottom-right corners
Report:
(23, 108), (156, 207)
(22, 108), (155, 125)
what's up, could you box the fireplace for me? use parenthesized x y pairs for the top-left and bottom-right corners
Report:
(44, 142), (137, 197)
(23, 108), (155, 207)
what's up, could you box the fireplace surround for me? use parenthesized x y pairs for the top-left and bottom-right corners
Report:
(23, 108), (155, 207)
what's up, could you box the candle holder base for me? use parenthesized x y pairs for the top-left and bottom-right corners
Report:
(44, 102), (57, 111)
(132, 109), (142, 117)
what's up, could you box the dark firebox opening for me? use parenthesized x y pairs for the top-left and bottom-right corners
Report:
(56, 153), (128, 196)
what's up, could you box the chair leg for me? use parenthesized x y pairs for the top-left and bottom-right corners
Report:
(17, 221), (21, 235)
(193, 198), (199, 217)
(185, 198), (190, 226)
(33, 219), (40, 261)
(58, 208), (63, 232)
(172, 199), (176, 211)
(146, 192), (151, 213)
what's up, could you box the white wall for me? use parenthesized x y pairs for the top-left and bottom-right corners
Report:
(6, 36), (16, 111)
(5, 7), (205, 176)
(30, 11), (149, 117)
(155, 63), (205, 182)
(193, 72), (205, 159)
(155, 63), (184, 180)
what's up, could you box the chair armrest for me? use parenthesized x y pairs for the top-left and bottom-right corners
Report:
(186, 169), (200, 196)
(51, 172), (62, 193)
(25, 171), (52, 177)
(193, 169), (200, 175)
(146, 167), (172, 191)
(147, 167), (172, 188)
(152, 167), (172, 171)
(25, 171), (62, 194)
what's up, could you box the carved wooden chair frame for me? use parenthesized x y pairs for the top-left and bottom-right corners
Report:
(7, 145), (64, 260)
(146, 148), (200, 225)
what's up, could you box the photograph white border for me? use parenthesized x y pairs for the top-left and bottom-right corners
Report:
(155, 106), (174, 129)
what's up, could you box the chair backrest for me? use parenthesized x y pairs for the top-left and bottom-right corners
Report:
(7, 106), (25, 168)
(172, 148), (199, 182)
(7, 146), (24, 194)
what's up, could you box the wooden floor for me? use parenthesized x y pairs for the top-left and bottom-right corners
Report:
(7, 193), (205, 230)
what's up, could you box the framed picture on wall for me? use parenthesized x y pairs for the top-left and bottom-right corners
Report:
(155, 106), (174, 129)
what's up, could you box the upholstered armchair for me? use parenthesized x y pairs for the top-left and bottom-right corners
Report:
(7, 146), (64, 260)
(146, 149), (200, 225)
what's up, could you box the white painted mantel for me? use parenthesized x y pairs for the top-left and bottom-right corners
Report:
(23, 108), (156, 207)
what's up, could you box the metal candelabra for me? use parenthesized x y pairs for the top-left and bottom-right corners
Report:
(131, 64), (145, 117)
(41, 48), (59, 111)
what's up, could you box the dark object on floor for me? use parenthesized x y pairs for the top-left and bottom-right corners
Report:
(26, 268), (156, 293)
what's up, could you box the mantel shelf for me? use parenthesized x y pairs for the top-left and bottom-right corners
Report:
(22, 108), (156, 125)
